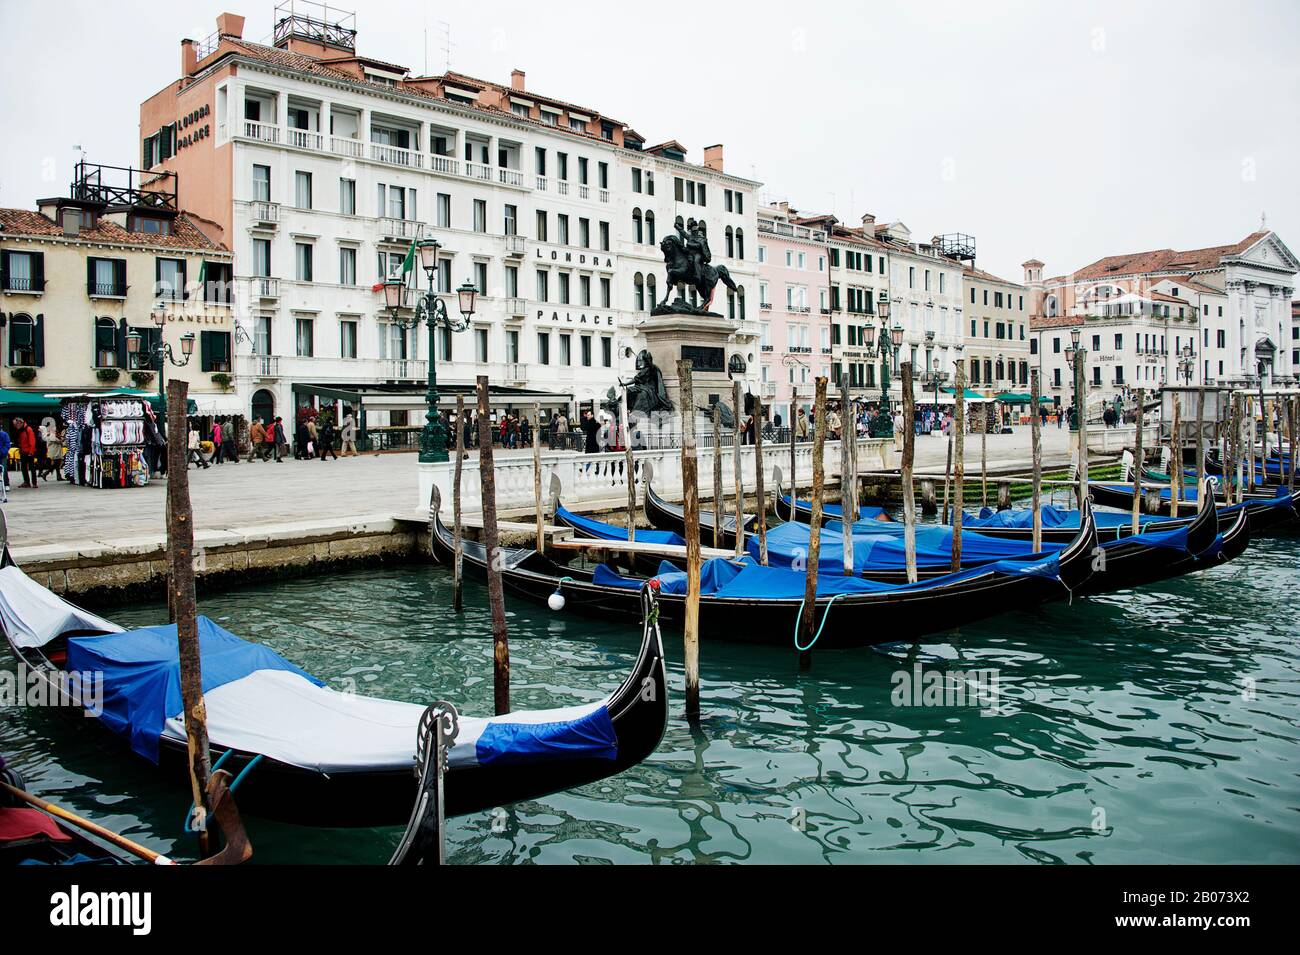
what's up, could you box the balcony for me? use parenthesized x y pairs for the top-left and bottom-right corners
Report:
(504, 234), (526, 257)
(760, 381), (777, 398)
(248, 277), (280, 300)
(87, 282), (127, 299)
(330, 136), (364, 159)
(430, 153), (459, 175)
(465, 161), (493, 182)
(498, 168), (524, 187)
(756, 220), (826, 243)
(504, 362), (527, 385)
(249, 201), (280, 226)
(506, 297), (527, 318)
(239, 354), (281, 378)
(244, 120), (279, 143)
(557, 181), (570, 196)
(286, 128), (323, 151)
(598, 189), (610, 203)
(4, 276), (44, 294)
(379, 217), (420, 242)
(536, 176), (549, 191)
(578, 184), (590, 199)
(370, 142), (424, 169)
(383, 358), (428, 380)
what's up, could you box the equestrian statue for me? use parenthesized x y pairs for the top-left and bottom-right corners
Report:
(654, 216), (737, 316)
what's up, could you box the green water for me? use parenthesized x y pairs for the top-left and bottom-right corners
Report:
(3, 534), (1299, 865)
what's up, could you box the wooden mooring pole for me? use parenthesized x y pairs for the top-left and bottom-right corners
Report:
(733, 381), (745, 558)
(754, 393), (769, 565)
(941, 431), (953, 524)
(839, 380), (855, 576)
(532, 402), (544, 553)
(789, 387), (798, 501)
(900, 362), (918, 584)
(678, 361), (702, 723)
(980, 416), (988, 508)
(952, 360), (966, 572)
(1289, 396), (1297, 494)
(798, 376), (828, 670)
(166, 380), (211, 853)
(452, 395), (465, 612)
(476, 376), (510, 716)
(622, 391), (636, 542)
(1031, 370), (1043, 551)
(1170, 394), (1182, 518)
(1131, 387), (1144, 531)
(712, 403), (723, 550)
(1194, 389), (1206, 512)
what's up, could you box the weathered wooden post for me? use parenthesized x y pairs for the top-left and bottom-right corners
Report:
(452, 395), (465, 612)
(798, 376), (828, 670)
(754, 393), (769, 565)
(952, 360), (966, 572)
(166, 380), (211, 853)
(1077, 360), (1090, 510)
(712, 402), (723, 550)
(900, 362), (918, 584)
(532, 402), (544, 553)
(980, 414), (988, 508)
(1289, 395), (1297, 493)
(839, 380), (856, 576)
(476, 376), (510, 716)
(1194, 389), (1206, 512)
(1233, 393), (1245, 505)
(1131, 387), (1144, 531)
(621, 390), (636, 542)
(733, 381), (745, 557)
(941, 431), (953, 524)
(1031, 370), (1043, 552)
(789, 387), (798, 501)
(678, 361), (702, 722)
(1170, 394), (1182, 517)
(921, 479), (937, 516)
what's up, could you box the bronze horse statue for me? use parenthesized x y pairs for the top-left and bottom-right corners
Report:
(658, 227), (737, 313)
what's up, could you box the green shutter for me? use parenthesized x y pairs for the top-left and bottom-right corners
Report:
(33, 314), (44, 367)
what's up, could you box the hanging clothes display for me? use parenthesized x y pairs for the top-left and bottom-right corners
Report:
(59, 395), (149, 489)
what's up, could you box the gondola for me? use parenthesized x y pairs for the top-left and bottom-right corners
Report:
(554, 501), (687, 576)
(0, 514), (668, 829)
(772, 482), (893, 526)
(643, 481), (758, 551)
(432, 496), (1099, 648)
(1088, 478), (1297, 518)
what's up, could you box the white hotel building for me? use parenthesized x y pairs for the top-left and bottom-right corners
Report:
(139, 10), (758, 432)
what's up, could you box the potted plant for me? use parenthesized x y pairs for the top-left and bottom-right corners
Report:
(130, 370), (155, 389)
(96, 368), (121, 384)
(10, 366), (36, 384)
(211, 372), (233, 391)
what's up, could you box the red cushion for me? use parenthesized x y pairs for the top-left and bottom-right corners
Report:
(0, 806), (74, 843)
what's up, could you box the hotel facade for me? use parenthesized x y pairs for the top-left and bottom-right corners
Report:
(137, 10), (759, 428)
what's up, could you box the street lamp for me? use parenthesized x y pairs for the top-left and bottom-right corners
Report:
(920, 354), (949, 434)
(1064, 324), (1086, 432)
(126, 315), (195, 404)
(382, 237), (478, 463)
(1178, 343), (1195, 385)
(864, 295), (901, 437)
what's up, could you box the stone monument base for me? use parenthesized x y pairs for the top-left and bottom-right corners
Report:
(639, 312), (745, 412)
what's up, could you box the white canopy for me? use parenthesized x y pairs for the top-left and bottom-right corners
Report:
(0, 565), (121, 648)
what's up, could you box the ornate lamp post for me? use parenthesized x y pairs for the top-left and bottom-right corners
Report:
(862, 297), (903, 438)
(382, 238), (479, 463)
(1177, 343), (1195, 386)
(920, 355), (949, 431)
(1063, 325), (1085, 432)
(126, 316), (195, 403)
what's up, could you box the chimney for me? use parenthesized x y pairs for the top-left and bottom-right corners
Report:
(511, 69), (525, 91)
(703, 144), (724, 172)
(861, 212), (876, 228)
(60, 207), (81, 238)
(181, 38), (198, 75)
(216, 12), (245, 39)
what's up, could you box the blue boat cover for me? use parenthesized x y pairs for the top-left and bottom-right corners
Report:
(962, 504), (1165, 531)
(66, 616), (323, 763)
(782, 494), (886, 522)
(473, 705), (617, 766)
(592, 563), (644, 589)
(558, 505), (685, 545)
(751, 520), (1062, 573)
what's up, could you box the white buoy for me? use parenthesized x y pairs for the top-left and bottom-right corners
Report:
(548, 589), (566, 611)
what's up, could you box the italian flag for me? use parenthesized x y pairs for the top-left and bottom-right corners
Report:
(371, 238), (416, 292)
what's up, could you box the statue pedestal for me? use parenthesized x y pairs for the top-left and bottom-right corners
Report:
(639, 312), (744, 411)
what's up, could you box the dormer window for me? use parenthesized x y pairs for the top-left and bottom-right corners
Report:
(130, 215), (171, 236)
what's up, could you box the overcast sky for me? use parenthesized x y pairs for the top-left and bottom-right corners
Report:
(2, 0), (1296, 283)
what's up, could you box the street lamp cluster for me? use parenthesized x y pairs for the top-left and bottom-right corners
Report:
(381, 237), (479, 463)
(125, 311), (195, 402)
(861, 298), (904, 438)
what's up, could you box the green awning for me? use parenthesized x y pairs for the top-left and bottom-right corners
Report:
(941, 387), (985, 400)
(0, 387), (61, 412)
(39, 388), (196, 415)
(994, 392), (1033, 404)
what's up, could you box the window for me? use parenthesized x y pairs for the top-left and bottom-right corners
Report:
(599, 221), (610, 251)
(6, 313), (39, 365)
(581, 335), (592, 367)
(295, 317), (314, 357)
(339, 178), (355, 215)
(155, 258), (186, 300)
(437, 193), (451, 228)
(536, 270), (549, 302)
(436, 258), (451, 294)
(252, 164), (270, 201)
(87, 257), (126, 297)
(579, 218), (590, 248)
(559, 272), (571, 304)
(339, 247), (356, 285)
(506, 329), (519, 363)
(474, 261), (488, 295)
(536, 210), (548, 242)
(600, 276), (611, 308)
(505, 265), (518, 298)
(94, 317), (120, 368)
(601, 337), (612, 367)
(473, 199), (487, 233)
(578, 157), (589, 184)
(534, 147), (546, 176)
(294, 171), (312, 209)
(476, 328), (489, 362)
(559, 333), (572, 365)
(632, 168), (642, 193)
(557, 152), (568, 180)
(200, 330), (232, 372)
(537, 332), (551, 365)
(580, 274), (591, 306)
(598, 162), (608, 189)
(504, 204), (517, 236)
(252, 239), (271, 277)
(646, 211), (656, 244)
(340, 320), (358, 358)
(634, 273), (645, 311)
(558, 214), (570, 245)
(295, 243), (313, 282)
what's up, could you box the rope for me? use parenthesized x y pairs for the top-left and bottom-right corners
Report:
(793, 593), (845, 652)
(182, 748), (234, 834)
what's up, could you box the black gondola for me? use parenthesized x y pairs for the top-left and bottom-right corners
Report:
(432, 497), (1100, 649)
(1088, 479), (1297, 519)
(643, 481), (758, 551)
(0, 514), (668, 829)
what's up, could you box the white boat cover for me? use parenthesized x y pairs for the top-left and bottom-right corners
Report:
(161, 669), (610, 774)
(0, 565), (121, 648)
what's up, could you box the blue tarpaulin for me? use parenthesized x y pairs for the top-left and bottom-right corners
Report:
(67, 616), (323, 763)
(780, 495), (886, 522)
(558, 505), (685, 545)
(962, 504), (1166, 531)
(474, 705), (617, 766)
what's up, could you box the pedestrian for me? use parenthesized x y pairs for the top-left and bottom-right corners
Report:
(827, 405), (842, 440)
(319, 417), (337, 461)
(211, 419), (224, 465)
(341, 409), (358, 456)
(220, 418), (238, 464)
(0, 426), (10, 501)
(796, 407), (809, 441)
(187, 425), (210, 469)
(249, 418), (268, 462)
(273, 417), (288, 461)
(581, 410), (599, 453)
(306, 416), (319, 456)
(12, 418), (37, 489)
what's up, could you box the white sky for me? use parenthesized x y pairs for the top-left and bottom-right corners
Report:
(1, 0), (1296, 283)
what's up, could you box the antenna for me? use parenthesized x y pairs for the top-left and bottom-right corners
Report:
(438, 20), (452, 73)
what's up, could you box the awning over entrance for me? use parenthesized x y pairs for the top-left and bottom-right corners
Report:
(291, 381), (575, 413)
(36, 388), (196, 414)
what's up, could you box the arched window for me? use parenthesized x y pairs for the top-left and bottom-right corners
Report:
(632, 209), (643, 244)
(728, 289), (736, 320)
(971, 360), (981, 384)
(995, 357), (1005, 381)
(737, 285), (746, 320)
(645, 211), (656, 244)
(735, 228), (744, 260)
(646, 274), (657, 310)
(634, 272), (645, 311)
(94, 316), (119, 368)
(725, 226), (735, 259)
(7, 313), (36, 365)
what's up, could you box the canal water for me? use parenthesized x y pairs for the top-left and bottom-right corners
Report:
(3, 532), (1298, 864)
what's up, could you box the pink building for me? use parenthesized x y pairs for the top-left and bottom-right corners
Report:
(756, 202), (833, 427)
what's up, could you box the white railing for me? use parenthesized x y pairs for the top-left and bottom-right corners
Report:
(578, 184), (590, 199)
(506, 297), (526, 317)
(598, 189), (610, 203)
(249, 201), (280, 223)
(536, 175), (549, 191)
(384, 358), (428, 380)
(504, 234), (526, 256)
(330, 136), (364, 158)
(250, 277), (279, 298)
(498, 167), (524, 187)
(370, 143), (424, 168)
(286, 128), (323, 151)
(465, 161), (492, 182)
(421, 435), (895, 516)
(379, 217), (420, 241)
(557, 181), (570, 196)
(244, 120), (279, 143)
(238, 354), (280, 377)
(430, 154), (459, 175)
(504, 362), (527, 383)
